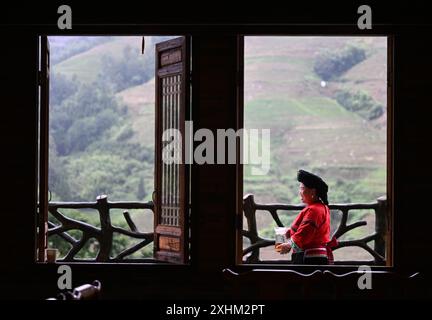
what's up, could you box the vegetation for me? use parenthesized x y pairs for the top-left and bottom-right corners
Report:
(49, 72), (154, 203)
(335, 89), (384, 120)
(244, 37), (387, 261)
(99, 45), (155, 93)
(48, 37), (158, 259)
(47, 36), (387, 262)
(50, 37), (114, 65)
(314, 44), (367, 81)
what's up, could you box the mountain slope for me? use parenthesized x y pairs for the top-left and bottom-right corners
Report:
(243, 36), (387, 204)
(51, 35), (387, 206)
(53, 37), (145, 83)
(115, 78), (155, 148)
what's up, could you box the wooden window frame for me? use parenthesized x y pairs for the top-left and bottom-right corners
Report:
(154, 36), (191, 264)
(235, 34), (394, 271)
(36, 34), (192, 265)
(37, 36), (50, 262)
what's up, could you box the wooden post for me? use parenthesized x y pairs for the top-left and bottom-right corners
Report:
(243, 194), (259, 263)
(96, 195), (112, 261)
(375, 196), (387, 263)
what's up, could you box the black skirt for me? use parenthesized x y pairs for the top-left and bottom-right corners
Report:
(292, 252), (328, 265)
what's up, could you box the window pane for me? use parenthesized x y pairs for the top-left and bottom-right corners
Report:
(46, 36), (177, 261)
(243, 36), (387, 263)
(161, 74), (181, 226)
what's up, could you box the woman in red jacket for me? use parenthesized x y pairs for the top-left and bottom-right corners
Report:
(276, 170), (337, 265)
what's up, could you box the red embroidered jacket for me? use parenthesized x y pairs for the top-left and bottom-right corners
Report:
(286, 202), (331, 251)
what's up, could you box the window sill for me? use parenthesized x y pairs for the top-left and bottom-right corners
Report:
(224, 265), (420, 281)
(34, 260), (191, 271)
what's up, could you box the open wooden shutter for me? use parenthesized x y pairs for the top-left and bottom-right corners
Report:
(154, 37), (190, 263)
(38, 36), (50, 262)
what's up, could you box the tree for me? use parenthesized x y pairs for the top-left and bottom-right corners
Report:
(314, 45), (367, 81)
(99, 45), (155, 92)
(335, 89), (384, 121)
(137, 178), (146, 200)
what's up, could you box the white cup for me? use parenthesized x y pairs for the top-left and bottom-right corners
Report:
(274, 227), (289, 245)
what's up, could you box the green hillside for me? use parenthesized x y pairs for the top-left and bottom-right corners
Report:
(51, 35), (387, 207)
(115, 78), (155, 148)
(54, 37), (132, 82)
(242, 37), (387, 261)
(243, 36), (387, 205)
(50, 36), (388, 261)
(53, 36), (164, 149)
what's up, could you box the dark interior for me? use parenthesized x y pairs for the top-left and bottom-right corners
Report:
(1, 3), (431, 301)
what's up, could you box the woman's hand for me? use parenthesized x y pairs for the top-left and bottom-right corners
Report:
(275, 243), (292, 254)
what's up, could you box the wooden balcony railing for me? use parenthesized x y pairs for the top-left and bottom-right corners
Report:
(46, 195), (154, 262)
(242, 194), (388, 265)
(43, 193), (388, 265)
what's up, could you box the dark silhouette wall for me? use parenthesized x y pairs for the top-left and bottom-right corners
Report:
(0, 3), (431, 300)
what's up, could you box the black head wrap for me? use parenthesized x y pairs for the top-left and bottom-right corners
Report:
(297, 169), (329, 205)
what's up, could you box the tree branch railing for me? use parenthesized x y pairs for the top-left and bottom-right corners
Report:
(243, 194), (388, 265)
(44, 193), (387, 264)
(46, 195), (154, 262)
